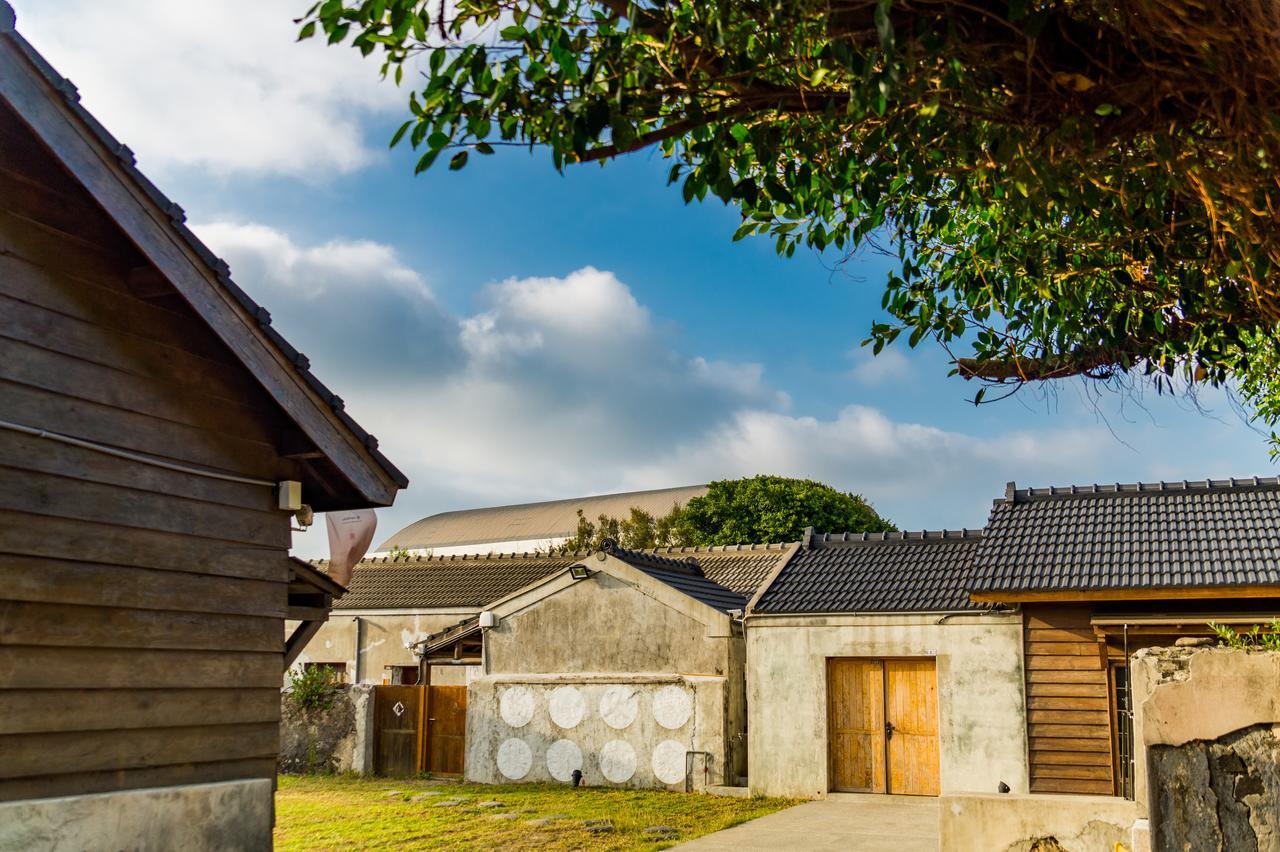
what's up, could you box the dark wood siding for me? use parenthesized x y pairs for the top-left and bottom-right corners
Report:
(1023, 605), (1114, 795)
(0, 101), (292, 801)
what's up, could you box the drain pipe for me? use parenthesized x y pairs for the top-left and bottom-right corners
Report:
(684, 751), (712, 793)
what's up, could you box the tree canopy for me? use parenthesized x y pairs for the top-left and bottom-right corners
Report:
(555, 475), (893, 551)
(302, 0), (1280, 441)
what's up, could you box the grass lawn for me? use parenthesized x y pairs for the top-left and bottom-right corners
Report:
(274, 774), (800, 850)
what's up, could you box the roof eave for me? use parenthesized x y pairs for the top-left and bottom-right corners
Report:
(970, 584), (1280, 604)
(0, 18), (405, 508)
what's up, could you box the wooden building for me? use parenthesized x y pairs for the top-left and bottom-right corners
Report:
(971, 478), (1280, 798)
(0, 4), (405, 848)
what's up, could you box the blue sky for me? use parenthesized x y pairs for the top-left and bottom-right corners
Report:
(16, 1), (1274, 556)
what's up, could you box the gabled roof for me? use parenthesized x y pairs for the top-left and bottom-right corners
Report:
(0, 4), (405, 509)
(971, 477), (1280, 598)
(331, 552), (582, 610)
(603, 544), (748, 614)
(752, 530), (984, 614)
(376, 485), (707, 552)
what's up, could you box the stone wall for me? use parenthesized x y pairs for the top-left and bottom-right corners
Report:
(278, 684), (374, 775)
(1131, 646), (1280, 852)
(939, 793), (1139, 851)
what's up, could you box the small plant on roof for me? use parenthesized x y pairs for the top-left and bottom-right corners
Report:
(1208, 620), (1280, 651)
(287, 664), (342, 713)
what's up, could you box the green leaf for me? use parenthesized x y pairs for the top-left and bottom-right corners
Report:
(729, 123), (750, 144)
(874, 0), (894, 53)
(297, 21), (317, 41)
(1095, 103), (1117, 116)
(475, 141), (495, 154)
(449, 150), (469, 170)
(389, 120), (413, 148)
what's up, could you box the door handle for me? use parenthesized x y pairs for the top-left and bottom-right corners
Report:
(885, 721), (895, 739)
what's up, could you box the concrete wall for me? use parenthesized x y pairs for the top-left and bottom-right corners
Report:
(1131, 646), (1280, 851)
(484, 572), (731, 677)
(287, 609), (478, 686)
(939, 792), (1139, 851)
(0, 779), (273, 852)
(468, 572), (743, 789)
(745, 612), (1028, 798)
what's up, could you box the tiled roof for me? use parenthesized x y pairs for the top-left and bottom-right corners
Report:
(330, 553), (581, 610)
(650, 543), (792, 597)
(753, 530), (984, 614)
(604, 544), (749, 613)
(0, 6), (406, 491)
(972, 477), (1280, 594)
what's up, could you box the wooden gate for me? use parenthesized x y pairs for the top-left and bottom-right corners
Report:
(828, 658), (939, 796)
(425, 685), (467, 775)
(373, 684), (468, 777)
(374, 685), (423, 777)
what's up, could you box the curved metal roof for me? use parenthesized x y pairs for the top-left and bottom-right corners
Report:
(376, 485), (707, 552)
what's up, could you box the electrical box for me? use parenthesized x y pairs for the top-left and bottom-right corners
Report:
(276, 480), (302, 511)
(479, 610), (498, 629)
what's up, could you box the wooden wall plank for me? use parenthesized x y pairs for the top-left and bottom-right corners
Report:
(0, 689), (280, 735)
(0, 600), (280, 653)
(0, 723), (279, 779)
(0, 430), (271, 511)
(0, 556), (284, 617)
(0, 290), (272, 410)
(1, 379), (279, 477)
(0, 511), (288, 582)
(1023, 605), (1116, 796)
(0, 647), (283, 689)
(0, 465), (287, 548)
(0, 757), (277, 804)
(0, 336), (279, 444)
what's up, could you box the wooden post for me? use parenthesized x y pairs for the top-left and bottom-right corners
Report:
(415, 684), (428, 775)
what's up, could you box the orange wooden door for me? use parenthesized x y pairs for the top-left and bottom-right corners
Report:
(828, 659), (886, 792)
(426, 685), (467, 775)
(885, 659), (940, 796)
(373, 685), (422, 777)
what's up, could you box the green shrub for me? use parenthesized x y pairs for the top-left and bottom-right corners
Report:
(287, 664), (341, 713)
(1208, 620), (1280, 651)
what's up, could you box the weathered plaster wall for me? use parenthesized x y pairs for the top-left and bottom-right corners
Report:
(0, 779), (273, 852)
(278, 684), (375, 775)
(287, 610), (478, 685)
(745, 612), (1028, 798)
(484, 573), (730, 676)
(468, 573), (743, 789)
(939, 792), (1139, 851)
(1131, 646), (1280, 851)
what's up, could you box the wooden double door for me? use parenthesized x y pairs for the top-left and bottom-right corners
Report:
(828, 658), (940, 796)
(373, 685), (467, 777)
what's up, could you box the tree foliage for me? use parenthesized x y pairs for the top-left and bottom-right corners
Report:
(555, 475), (892, 551)
(301, 0), (1280, 442)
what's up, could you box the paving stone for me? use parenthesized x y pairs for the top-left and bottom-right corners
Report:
(518, 808), (539, 814)
(382, 790), (403, 797)
(475, 801), (504, 808)
(644, 825), (680, 838)
(433, 799), (466, 807)
(488, 813), (520, 821)
(583, 820), (615, 834)
(409, 793), (443, 801)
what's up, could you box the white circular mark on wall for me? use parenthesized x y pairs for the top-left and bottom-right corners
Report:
(652, 740), (688, 785)
(496, 738), (533, 780)
(499, 686), (535, 728)
(545, 739), (583, 782)
(599, 686), (639, 730)
(598, 739), (637, 783)
(652, 685), (693, 730)
(548, 685), (587, 729)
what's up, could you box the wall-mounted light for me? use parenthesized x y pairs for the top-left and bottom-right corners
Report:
(568, 565), (590, 580)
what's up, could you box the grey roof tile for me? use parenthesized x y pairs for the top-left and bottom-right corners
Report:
(604, 544), (748, 613)
(972, 477), (1280, 594)
(753, 530), (984, 614)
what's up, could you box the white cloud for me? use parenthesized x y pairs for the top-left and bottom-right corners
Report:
(193, 221), (1274, 555)
(849, 345), (913, 386)
(12, 0), (405, 176)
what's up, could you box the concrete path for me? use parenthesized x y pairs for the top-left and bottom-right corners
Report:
(675, 793), (939, 852)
